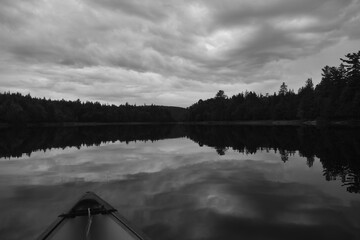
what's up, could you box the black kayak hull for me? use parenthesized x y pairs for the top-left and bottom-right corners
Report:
(37, 192), (149, 240)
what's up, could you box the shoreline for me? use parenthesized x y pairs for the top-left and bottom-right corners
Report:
(1, 120), (360, 128)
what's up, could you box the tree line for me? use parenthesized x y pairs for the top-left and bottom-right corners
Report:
(0, 93), (180, 124)
(188, 50), (360, 121)
(0, 50), (359, 124)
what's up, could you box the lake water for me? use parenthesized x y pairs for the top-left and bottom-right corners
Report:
(0, 125), (359, 240)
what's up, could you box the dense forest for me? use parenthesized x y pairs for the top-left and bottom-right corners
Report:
(0, 50), (359, 124)
(188, 50), (360, 121)
(0, 93), (187, 124)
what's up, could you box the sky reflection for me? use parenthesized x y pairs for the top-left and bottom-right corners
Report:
(0, 136), (359, 240)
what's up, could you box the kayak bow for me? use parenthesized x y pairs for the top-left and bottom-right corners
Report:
(37, 191), (149, 240)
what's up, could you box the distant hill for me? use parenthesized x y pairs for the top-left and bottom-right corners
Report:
(162, 106), (188, 122)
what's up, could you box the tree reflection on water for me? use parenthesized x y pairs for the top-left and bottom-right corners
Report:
(0, 124), (359, 193)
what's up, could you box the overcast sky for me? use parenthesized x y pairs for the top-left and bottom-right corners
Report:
(0, 0), (359, 107)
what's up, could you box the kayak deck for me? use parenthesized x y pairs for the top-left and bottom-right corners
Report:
(37, 192), (148, 240)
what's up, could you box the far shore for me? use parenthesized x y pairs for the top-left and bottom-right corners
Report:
(183, 120), (360, 126)
(1, 120), (360, 128)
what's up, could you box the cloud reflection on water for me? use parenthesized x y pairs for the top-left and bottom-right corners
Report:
(0, 139), (359, 240)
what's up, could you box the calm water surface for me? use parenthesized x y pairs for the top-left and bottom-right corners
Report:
(0, 125), (359, 240)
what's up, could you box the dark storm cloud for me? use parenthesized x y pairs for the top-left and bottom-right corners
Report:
(203, 0), (360, 72)
(223, 24), (338, 71)
(208, 0), (354, 27)
(9, 41), (98, 67)
(86, 0), (170, 21)
(0, 0), (39, 29)
(0, 0), (359, 105)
